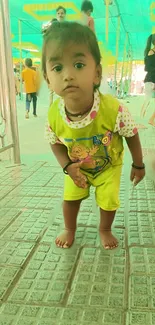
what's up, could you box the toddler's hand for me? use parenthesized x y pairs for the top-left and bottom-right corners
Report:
(130, 167), (145, 186)
(67, 162), (88, 189)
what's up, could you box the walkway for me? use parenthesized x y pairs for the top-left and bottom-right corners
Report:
(0, 94), (155, 325)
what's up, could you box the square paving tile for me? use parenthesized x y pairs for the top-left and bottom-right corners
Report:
(126, 311), (155, 325)
(0, 240), (35, 267)
(68, 248), (127, 309)
(0, 304), (125, 325)
(7, 245), (79, 305)
(0, 267), (20, 300)
(1, 210), (49, 242)
(0, 208), (21, 234)
(9, 186), (63, 198)
(0, 196), (61, 210)
(128, 212), (155, 245)
(0, 186), (15, 200)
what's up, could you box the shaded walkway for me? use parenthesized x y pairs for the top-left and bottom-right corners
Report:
(0, 95), (155, 325)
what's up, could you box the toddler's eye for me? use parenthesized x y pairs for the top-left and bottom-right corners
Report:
(52, 65), (62, 72)
(75, 63), (85, 69)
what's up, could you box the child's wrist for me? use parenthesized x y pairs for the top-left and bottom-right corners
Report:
(63, 161), (74, 174)
(132, 162), (145, 170)
(132, 157), (143, 167)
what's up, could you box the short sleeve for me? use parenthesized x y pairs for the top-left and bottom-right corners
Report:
(114, 105), (138, 137)
(45, 121), (59, 145)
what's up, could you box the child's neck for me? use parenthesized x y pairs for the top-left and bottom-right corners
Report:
(65, 95), (94, 119)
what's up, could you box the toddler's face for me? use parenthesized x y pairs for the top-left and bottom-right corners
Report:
(45, 41), (101, 102)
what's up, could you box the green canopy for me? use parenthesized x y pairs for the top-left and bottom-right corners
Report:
(10, 0), (154, 61)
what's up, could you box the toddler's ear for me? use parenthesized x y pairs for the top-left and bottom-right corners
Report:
(94, 64), (102, 87)
(97, 64), (102, 79)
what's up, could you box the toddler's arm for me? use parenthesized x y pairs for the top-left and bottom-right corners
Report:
(125, 133), (145, 185)
(114, 103), (145, 185)
(125, 133), (143, 166)
(51, 143), (88, 189)
(51, 143), (71, 168)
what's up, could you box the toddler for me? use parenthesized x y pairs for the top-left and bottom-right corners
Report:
(43, 22), (145, 249)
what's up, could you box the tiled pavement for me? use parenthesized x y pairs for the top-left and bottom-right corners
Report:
(0, 96), (155, 324)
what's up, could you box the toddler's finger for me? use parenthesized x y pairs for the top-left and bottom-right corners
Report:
(74, 161), (83, 169)
(134, 176), (141, 186)
(74, 180), (87, 189)
(80, 178), (88, 188)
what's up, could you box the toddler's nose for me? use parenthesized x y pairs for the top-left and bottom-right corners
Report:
(63, 68), (74, 81)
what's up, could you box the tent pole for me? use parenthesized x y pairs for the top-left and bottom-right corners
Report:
(0, 0), (20, 163)
(114, 15), (120, 95)
(105, 0), (109, 44)
(125, 54), (129, 80)
(18, 19), (23, 100)
(128, 54), (133, 94)
(120, 32), (128, 94)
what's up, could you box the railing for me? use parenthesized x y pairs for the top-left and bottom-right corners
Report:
(0, 0), (20, 163)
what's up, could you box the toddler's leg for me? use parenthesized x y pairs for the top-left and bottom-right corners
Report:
(55, 199), (82, 248)
(95, 165), (122, 250)
(99, 209), (118, 250)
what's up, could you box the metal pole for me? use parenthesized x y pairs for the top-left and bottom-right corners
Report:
(0, 144), (13, 153)
(0, 2), (11, 144)
(125, 55), (129, 80)
(18, 19), (23, 100)
(128, 54), (133, 94)
(105, 0), (109, 44)
(114, 15), (120, 95)
(123, 50), (130, 97)
(120, 32), (128, 93)
(0, 0), (20, 163)
(0, 76), (7, 148)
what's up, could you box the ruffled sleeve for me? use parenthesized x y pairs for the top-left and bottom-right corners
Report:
(114, 105), (138, 137)
(45, 121), (60, 144)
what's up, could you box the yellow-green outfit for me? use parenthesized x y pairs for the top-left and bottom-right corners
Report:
(46, 91), (137, 210)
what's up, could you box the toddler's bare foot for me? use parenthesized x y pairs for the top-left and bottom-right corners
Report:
(99, 230), (118, 250)
(55, 229), (75, 248)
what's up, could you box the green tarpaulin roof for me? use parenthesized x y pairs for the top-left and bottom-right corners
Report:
(10, 0), (154, 61)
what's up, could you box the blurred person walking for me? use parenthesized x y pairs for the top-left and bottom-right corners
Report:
(81, 0), (95, 33)
(22, 58), (38, 119)
(141, 34), (155, 126)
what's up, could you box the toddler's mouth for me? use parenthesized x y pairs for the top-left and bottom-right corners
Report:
(64, 85), (79, 91)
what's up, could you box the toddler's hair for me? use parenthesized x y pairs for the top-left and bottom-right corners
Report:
(81, 0), (94, 13)
(42, 21), (101, 77)
(25, 58), (33, 67)
(56, 6), (66, 14)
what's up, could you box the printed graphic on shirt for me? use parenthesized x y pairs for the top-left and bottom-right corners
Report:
(65, 131), (113, 174)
